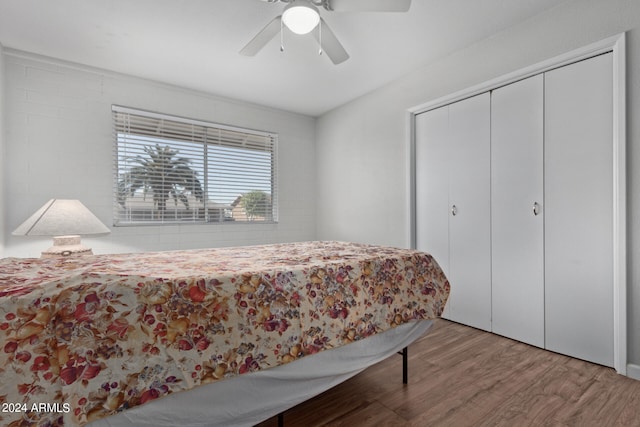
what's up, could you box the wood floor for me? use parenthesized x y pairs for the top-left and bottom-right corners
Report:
(256, 319), (640, 426)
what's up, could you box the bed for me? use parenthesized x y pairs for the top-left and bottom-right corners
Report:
(0, 241), (449, 426)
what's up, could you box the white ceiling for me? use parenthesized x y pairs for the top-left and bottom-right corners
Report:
(0, 0), (568, 117)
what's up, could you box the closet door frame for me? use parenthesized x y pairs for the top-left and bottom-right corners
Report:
(408, 33), (627, 375)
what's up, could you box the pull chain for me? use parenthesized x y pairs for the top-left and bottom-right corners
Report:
(280, 17), (285, 52)
(318, 19), (323, 56)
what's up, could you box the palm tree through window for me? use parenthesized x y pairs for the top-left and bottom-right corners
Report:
(113, 106), (277, 225)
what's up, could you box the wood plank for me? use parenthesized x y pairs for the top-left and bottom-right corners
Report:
(256, 320), (640, 426)
(324, 401), (408, 427)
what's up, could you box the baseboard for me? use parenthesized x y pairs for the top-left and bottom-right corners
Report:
(627, 363), (640, 380)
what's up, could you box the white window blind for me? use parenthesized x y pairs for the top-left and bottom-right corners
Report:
(112, 106), (278, 225)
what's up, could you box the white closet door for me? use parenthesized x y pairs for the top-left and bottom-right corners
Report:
(415, 106), (452, 317)
(544, 53), (614, 366)
(491, 75), (544, 347)
(448, 93), (492, 331)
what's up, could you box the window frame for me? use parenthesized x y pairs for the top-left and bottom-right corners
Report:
(112, 105), (278, 227)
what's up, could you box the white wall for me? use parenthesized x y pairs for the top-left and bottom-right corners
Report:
(316, 0), (640, 367)
(0, 42), (5, 257)
(2, 50), (317, 257)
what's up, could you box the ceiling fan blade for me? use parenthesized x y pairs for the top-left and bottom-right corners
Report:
(314, 18), (349, 65)
(328, 0), (411, 12)
(240, 15), (282, 56)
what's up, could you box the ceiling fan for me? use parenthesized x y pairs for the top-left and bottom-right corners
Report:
(240, 0), (412, 65)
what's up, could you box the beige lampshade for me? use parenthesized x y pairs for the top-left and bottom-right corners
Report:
(13, 199), (110, 257)
(13, 199), (110, 236)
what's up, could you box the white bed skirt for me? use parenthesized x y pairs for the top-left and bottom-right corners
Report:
(89, 320), (434, 427)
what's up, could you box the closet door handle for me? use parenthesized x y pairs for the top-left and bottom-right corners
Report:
(451, 205), (458, 216)
(533, 202), (541, 216)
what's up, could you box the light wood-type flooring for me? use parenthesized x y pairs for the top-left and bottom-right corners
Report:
(256, 319), (640, 426)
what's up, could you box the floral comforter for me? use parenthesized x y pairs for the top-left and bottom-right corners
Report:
(0, 241), (449, 426)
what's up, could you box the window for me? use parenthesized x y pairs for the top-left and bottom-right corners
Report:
(112, 106), (278, 225)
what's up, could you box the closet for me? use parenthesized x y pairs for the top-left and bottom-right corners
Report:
(415, 93), (491, 332)
(414, 52), (615, 367)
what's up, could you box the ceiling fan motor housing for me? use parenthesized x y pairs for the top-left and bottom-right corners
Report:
(260, 0), (332, 10)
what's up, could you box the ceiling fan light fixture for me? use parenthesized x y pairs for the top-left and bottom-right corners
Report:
(282, 1), (320, 35)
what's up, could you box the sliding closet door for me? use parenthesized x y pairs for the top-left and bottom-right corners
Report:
(448, 93), (492, 331)
(544, 53), (614, 366)
(415, 105), (451, 317)
(491, 75), (544, 347)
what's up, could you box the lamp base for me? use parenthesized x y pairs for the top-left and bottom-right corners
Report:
(41, 235), (93, 258)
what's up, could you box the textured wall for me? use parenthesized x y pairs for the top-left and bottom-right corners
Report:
(2, 51), (317, 256)
(0, 42), (4, 257)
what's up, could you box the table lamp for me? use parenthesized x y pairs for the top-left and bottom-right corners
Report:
(12, 199), (110, 257)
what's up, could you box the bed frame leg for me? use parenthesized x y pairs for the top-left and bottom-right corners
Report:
(401, 346), (408, 384)
(278, 412), (284, 427)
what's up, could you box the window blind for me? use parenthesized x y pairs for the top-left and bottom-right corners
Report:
(112, 106), (278, 225)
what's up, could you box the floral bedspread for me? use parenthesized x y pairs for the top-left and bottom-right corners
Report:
(0, 241), (449, 426)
